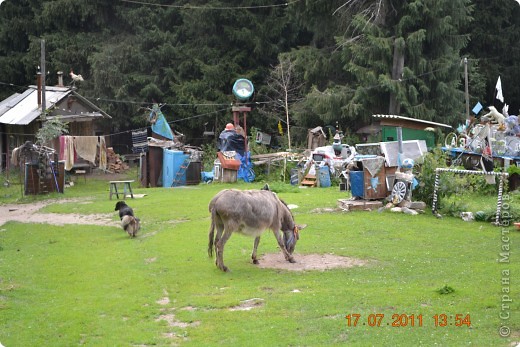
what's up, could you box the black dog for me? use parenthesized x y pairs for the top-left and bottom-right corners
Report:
(115, 201), (140, 237)
(114, 200), (134, 220)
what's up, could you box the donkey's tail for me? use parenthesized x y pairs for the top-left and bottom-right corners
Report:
(208, 209), (216, 258)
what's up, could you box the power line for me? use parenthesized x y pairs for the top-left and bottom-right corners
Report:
(0, 57), (476, 122)
(0, 107), (230, 139)
(119, 0), (301, 10)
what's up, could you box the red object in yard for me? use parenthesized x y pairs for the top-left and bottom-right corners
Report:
(514, 222), (520, 230)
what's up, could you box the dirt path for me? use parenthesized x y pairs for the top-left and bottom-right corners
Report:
(257, 253), (368, 271)
(0, 199), (119, 227)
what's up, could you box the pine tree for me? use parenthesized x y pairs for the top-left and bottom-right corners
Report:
(345, 0), (473, 125)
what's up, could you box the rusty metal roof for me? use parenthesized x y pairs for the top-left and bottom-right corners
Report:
(0, 86), (110, 125)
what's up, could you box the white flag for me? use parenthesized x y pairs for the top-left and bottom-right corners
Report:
(495, 76), (504, 103)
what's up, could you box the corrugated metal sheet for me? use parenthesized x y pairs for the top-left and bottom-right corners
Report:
(0, 86), (71, 125)
(372, 114), (452, 129)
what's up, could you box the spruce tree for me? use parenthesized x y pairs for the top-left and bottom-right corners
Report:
(294, 0), (474, 131)
(346, 0), (473, 125)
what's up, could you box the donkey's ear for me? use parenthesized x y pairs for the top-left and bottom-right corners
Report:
(262, 183), (270, 191)
(297, 224), (307, 231)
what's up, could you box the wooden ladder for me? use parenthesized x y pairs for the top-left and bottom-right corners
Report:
(172, 157), (191, 187)
(300, 174), (317, 187)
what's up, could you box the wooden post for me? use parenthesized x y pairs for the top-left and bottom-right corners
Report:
(232, 105), (251, 154)
(464, 57), (470, 121)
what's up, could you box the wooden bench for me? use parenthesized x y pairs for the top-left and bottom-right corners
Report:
(109, 180), (135, 200)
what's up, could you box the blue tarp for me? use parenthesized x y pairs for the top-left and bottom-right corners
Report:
(218, 130), (245, 156)
(149, 104), (174, 140)
(236, 151), (255, 183)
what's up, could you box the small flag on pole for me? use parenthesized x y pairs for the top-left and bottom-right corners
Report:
(472, 101), (483, 115)
(495, 76), (504, 103)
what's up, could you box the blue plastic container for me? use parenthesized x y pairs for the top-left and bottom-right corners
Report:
(318, 166), (331, 188)
(163, 149), (189, 187)
(350, 171), (364, 197)
(290, 168), (299, 186)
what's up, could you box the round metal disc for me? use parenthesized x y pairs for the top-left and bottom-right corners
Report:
(444, 132), (457, 148)
(392, 181), (407, 204)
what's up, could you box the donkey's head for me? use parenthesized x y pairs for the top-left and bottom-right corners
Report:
(283, 224), (303, 254)
(281, 202), (306, 254)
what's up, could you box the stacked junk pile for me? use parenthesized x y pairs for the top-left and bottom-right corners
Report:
(10, 141), (65, 195)
(137, 104), (204, 188)
(296, 126), (427, 215)
(209, 122), (254, 184)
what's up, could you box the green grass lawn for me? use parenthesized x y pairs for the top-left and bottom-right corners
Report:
(0, 173), (519, 346)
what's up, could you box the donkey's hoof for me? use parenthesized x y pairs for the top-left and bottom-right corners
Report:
(288, 257), (296, 263)
(253, 259), (259, 265)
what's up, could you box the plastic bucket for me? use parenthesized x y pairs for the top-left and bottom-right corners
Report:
(318, 166), (331, 187)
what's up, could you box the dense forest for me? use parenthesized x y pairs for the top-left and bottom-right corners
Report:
(0, 0), (519, 148)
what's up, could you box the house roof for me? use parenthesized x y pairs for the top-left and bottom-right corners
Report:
(372, 114), (452, 129)
(0, 86), (110, 125)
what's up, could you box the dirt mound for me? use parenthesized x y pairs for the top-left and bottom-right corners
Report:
(257, 253), (368, 271)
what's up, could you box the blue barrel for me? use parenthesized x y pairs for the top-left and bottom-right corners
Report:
(318, 166), (331, 187)
(350, 171), (364, 197)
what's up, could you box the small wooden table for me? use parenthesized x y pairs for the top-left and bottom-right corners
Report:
(74, 169), (87, 183)
(109, 180), (135, 200)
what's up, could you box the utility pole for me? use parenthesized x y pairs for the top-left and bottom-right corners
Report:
(464, 57), (469, 121)
(40, 39), (46, 115)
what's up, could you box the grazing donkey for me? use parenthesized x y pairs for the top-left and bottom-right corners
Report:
(208, 188), (305, 272)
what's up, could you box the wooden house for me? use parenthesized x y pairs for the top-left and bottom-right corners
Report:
(0, 72), (111, 171)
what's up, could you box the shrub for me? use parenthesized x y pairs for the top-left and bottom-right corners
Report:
(413, 148), (452, 207)
(414, 148), (506, 209)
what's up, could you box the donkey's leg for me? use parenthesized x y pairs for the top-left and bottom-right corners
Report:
(252, 236), (261, 264)
(272, 230), (295, 263)
(213, 219), (224, 265)
(216, 230), (233, 272)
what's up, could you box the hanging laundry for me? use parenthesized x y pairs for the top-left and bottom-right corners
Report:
(60, 135), (75, 171)
(278, 120), (284, 136)
(74, 136), (98, 164)
(10, 147), (19, 166)
(99, 136), (107, 171)
(132, 129), (148, 153)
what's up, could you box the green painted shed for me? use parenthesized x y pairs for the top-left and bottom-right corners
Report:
(373, 114), (452, 149)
